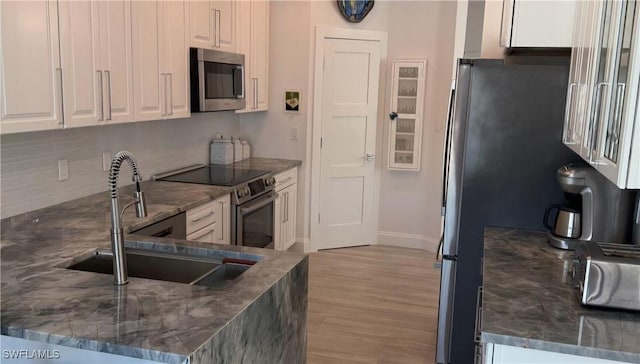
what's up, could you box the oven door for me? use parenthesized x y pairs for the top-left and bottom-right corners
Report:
(235, 192), (277, 249)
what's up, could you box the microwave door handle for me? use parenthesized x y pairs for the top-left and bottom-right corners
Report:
(441, 86), (456, 214)
(235, 65), (245, 99)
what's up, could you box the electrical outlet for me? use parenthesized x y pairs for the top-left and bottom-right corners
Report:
(291, 127), (299, 141)
(58, 160), (69, 181)
(102, 152), (111, 172)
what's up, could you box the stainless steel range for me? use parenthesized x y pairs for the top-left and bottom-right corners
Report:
(572, 242), (640, 311)
(155, 164), (277, 249)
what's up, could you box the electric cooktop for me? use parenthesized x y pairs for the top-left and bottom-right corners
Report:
(157, 165), (269, 186)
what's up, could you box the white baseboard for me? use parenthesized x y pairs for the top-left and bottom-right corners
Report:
(377, 231), (439, 253)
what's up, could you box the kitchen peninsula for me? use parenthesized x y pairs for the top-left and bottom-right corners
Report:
(480, 228), (640, 364)
(0, 160), (307, 364)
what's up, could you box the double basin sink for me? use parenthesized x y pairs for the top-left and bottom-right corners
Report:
(67, 249), (252, 287)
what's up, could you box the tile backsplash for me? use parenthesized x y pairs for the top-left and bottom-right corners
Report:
(1, 113), (238, 218)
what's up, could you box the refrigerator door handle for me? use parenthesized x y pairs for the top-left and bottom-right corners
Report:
(441, 80), (456, 215)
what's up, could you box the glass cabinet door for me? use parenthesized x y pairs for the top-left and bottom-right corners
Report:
(602, 0), (636, 164)
(388, 61), (426, 171)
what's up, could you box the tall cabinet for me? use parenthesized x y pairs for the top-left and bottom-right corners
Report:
(237, 0), (269, 112)
(0, 1), (63, 134)
(563, 0), (640, 189)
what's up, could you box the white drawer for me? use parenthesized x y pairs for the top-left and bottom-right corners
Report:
(274, 167), (297, 192)
(187, 222), (218, 243)
(186, 200), (218, 235)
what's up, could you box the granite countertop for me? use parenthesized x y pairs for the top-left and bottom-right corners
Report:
(0, 158), (305, 363)
(482, 227), (640, 363)
(229, 157), (301, 175)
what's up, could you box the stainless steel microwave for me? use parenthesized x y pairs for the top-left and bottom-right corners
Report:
(190, 48), (245, 112)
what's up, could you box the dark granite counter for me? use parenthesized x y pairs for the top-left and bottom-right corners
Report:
(1, 174), (307, 363)
(482, 227), (640, 363)
(232, 157), (301, 176)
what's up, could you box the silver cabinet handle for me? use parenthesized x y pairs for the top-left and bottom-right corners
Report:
(55, 68), (64, 127)
(253, 78), (258, 109)
(562, 83), (577, 144)
(161, 73), (170, 117)
(215, 9), (221, 48)
(589, 82), (607, 164)
(611, 82), (625, 148)
(219, 200), (225, 242)
(214, 9), (218, 48)
(473, 286), (483, 344)
(105, 70), (112, 121)
(168, 73), (173, 116)
(278, 176), (294, 186)
(365, 153), (375, 161)
(285, 192), (289, 223)
(96, 70), (104, 121)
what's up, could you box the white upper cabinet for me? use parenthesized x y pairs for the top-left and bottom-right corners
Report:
(1, 0), (63, 134)
(162, 0), (190, 119)
(564, 0), (640, 189)
(132, 0), (189, 122)
(98, 0), (135, 124)
(501, 0), (576, 48)
(236, 0), (269, 113)
(188, 0), (237, 52)
(58, 0), (135, 128)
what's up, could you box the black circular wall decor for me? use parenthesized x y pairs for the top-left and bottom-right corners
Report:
(337, 0), (374, 23)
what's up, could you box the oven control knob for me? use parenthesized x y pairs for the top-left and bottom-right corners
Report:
(242, 187), (251, 197)
(266, 177), (276, 186)
(237, 188), (246, 198)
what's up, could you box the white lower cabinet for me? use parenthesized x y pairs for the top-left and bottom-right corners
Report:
(484, 343), (629, 364)
(186, 194), (230, 245)
(273, 167), (297, 251)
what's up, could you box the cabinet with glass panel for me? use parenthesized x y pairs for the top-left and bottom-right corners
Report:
(563, 0), (640, 188)
(388, 60), (426, 171)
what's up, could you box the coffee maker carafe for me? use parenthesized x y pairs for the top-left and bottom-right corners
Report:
(546, 163), (634, 250)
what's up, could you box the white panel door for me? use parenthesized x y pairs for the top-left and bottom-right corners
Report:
(317, 38), (381, 250)
(162, 1), (190, 119)
(99, 0), (134, 124)
(131, 1), (164, 121)
(0, 0), (63, 134)
(58, 0), (102, 128)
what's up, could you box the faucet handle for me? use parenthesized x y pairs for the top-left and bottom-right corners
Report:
(134, 191), (148, 218)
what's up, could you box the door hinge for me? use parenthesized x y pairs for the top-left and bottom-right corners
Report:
(318, 214), (321, 223)
(323, 58), (325, 71)
(320, 137), (323, 148)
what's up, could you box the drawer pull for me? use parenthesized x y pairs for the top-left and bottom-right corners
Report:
(190, 223), (217, 241)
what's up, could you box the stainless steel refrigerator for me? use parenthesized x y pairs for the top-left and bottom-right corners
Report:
(436, 59), (579, 364)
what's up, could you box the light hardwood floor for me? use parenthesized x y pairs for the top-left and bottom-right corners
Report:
(307, 245), (441, 364)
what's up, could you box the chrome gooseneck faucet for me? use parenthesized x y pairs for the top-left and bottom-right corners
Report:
(108, 151), (147, 285)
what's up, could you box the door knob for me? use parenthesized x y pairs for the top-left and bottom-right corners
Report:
(365, 153), (375, 161)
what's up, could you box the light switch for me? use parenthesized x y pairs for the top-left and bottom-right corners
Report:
(58, 160), (69, 181)
(102, 152), (111, 172)
(291, 127), (299, 141)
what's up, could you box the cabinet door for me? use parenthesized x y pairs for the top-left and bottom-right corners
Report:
(283, 183), (297, 250)
(58, 1), (103, 128)
(251, 0), (269, 110)
(162, 0), (190, 119)
(0, 0), (63, 134)
(510, 0), (575, 47)
(131, 1), (164, 121)
(99, 0), (135, 124)
(563, 0), (586, 155)
(214, 194), (231, 245)
(188, 0), (215, 49)
(596, 0), (638, 187)
(212, 0), (236, 52)
(388, 61), (426, 171)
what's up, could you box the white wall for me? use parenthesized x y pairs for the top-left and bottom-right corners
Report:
(481, 0), (506, 58)
(1, 113), (238, 218)
(242, 0), (457, 251)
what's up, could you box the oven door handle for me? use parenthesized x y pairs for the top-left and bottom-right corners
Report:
(240, 193), (278, 215)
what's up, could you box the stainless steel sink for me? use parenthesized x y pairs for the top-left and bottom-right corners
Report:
(66, 249), (251, 286)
